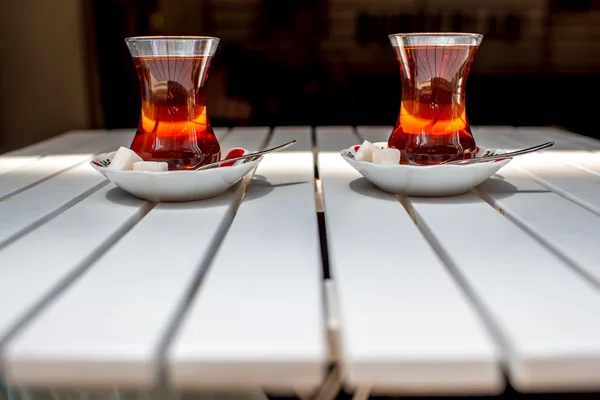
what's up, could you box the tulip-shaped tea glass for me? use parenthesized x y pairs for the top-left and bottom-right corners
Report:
(388, 33), (483, 165)
(125, 36), (221, 170)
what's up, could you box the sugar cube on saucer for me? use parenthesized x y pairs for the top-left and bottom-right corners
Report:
(373, 148), (401, 165)
(109, 147), (143, 170)
(133, 161), (169, 172)
(355, 140), (380, 162)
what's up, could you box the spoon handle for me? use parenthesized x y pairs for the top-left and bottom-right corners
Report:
(490, 141), (555, 158)
(447, 141), (555, 165)
(195, 140), (297, 170)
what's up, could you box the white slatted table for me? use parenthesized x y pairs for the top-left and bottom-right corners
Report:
(0, 126), (599, 398)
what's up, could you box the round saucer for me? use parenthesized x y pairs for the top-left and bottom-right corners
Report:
(91, 148), (262, 202)
(341, 142), (511, 197)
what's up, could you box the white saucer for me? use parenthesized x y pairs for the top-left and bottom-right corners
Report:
(341, 142), (511, 197)
(91, 148), (262, 202)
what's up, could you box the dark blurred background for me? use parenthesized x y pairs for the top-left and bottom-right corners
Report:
(1, 0), (600, 152)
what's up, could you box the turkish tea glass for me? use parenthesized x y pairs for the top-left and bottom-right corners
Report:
(388, 33), (483, 165)
(125, 36), (221, 170)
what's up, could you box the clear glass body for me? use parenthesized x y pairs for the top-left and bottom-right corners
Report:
(388, 33), (483, 165)
(125, 36), (221, 170)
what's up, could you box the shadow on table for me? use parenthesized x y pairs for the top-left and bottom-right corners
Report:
(348, 177), (487, 205)
(347, 174), (551, 205)
(348, 177), (399, 202)
(245, 174), (309, 202)
(103, 182), (258, 209)
(104, 186), (150, 206)
(104, 185), (246, 210)
(476, 175), (550, 201)
(477, 175), (521, 194)
(103, 175), (309, 208)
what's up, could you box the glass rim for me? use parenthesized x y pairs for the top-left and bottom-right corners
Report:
(388, 32), (483, 39)
(125, 35), (219, 42)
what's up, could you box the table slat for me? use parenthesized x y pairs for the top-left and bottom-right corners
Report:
(549, 151), (600, 176)
(0, 163), (107, 248)
(477, 170), (600, 284)
(67, 131), (136, 154)
(213, 127), (229, 141)
(355, 126), (392, 143)
(514, 154), (600, 214)
(479, 128), (600, 218)
(0, 157), (38, 176)
(3, 131), (108, 157)
(431, 127), (600, 390)
(0, 155), (92, 201)
(514, 127), (600, 151)
(0, 184), (148, 343)
(469, 130), (600, 288)
(0, 132), (135, 247)
(4, 197), (236, 388)
(472, 126), (521, 150)
(407, 193), (600, 392)
(2, 129), (266, 388)
(219, 127), (269, 151)
(315, 127), (359, 152)
(267, 126), (312, 151)
(476, 125), (600, 152)
(0, 132), (135, 201)
(316, 127), (501, 395)
(5, 126), (600, 394)
(169, 127), (326, 391)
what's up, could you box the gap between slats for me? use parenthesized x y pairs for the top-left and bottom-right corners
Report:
(1, 127), (270, 390)
(153, 179), (250, 384)
(402, 190), (600, 391)
(472, 127), (600, 289)
(0, 132), (136, 207)
(0, 181), (109, 252)
(397, 195), (512, 372)
(168, 129), (326, 393)
(0, 133), (138, 250)
(319, 126), (560, 392)
(312, 127), (363, 366)
(317, 127), (503, 395)
(0, 156), (93, 203)
(252, 126), (344, 398)
(474, 188), (600, 293)
(510, 163), (600, 218)
(6, 127), (559, 393)
(0, 201), (157, 352)
(478, 127), (600, 218)
(317, 126), (600, 394)
(0, 186), (159, 389)
(472, 177), (600, 291)
(153, 127), (273, 386)
(0, 156), (160, 379)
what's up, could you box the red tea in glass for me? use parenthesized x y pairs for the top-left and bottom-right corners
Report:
(125, 37), (221, 170)
(388, 33), (483, 165)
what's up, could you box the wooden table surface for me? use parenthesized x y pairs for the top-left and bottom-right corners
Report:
(1, 126), (600, 399)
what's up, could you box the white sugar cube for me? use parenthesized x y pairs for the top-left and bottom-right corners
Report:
(133, 161), (169, 172)
(372, 148), (401, 165)
(109, 147), (143, 170)
(355, 140), (380, 162)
